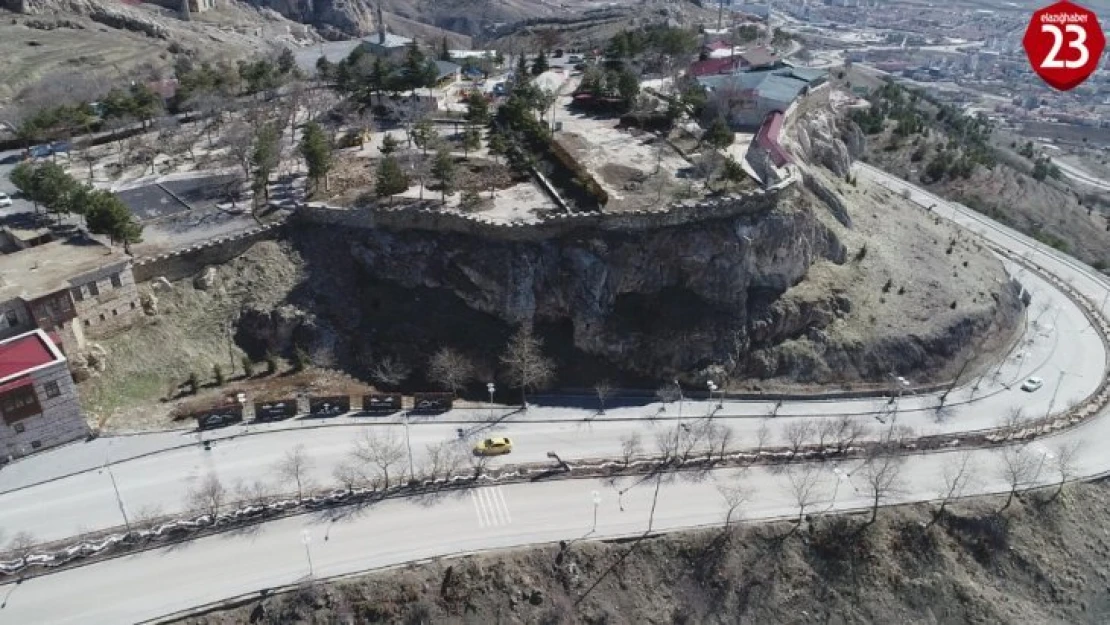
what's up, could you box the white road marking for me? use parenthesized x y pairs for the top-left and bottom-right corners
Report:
(471, 487), (512, 527)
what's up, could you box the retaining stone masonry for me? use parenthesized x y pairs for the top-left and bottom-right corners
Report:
(297, 185), (789, 241)
(132, 219), (289, 283)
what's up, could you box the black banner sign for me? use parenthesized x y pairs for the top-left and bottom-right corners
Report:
(411, 392), (453, 414)
(361, 393), (402, 414)
(308, 395), (350, 417)
(195, 405), (244, 430)
(253, 399), (298, 422)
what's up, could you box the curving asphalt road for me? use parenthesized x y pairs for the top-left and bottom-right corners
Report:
(1, 164), (1109, 624)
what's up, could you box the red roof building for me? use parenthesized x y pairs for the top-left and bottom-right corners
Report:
(0, 329), (87, 460)
(0, 331), (56, 380)
(756, 111), (791, 167)
(689, 57), (742, 78)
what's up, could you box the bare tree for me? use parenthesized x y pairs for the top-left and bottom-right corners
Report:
(235, 480), (273, 508)
(370, 355), (411, 389)
(717, 469), (752, 532)
(428, 347), (475, 396)
(222, 120), (256, 182)
(76, 136), (99, 183)
(998, 407), (1028, 439)
(594, 379), (614, 415)
(706, 421), (734, 462)
(929, 451), (975, 527)
(784, 421), (814, 456)
(654, 425), (682, 465)
(421, 441), (466, 482)
(187, 474), (227, 519)
(332, 460), (364, 493)
(998, 446), (1044, 512)
(620, 432), (643, 467)
(655, 382), (680, 406)
(349, 428), (407, 489)
(785, 464), (823, 533)
(1048, 440), (1081, 503)
(275, 444), (314, 501)
(3, 531), (37, 561)
(500, 324), (556, 407)
(755, 419), (771, 455)
(860, 448), (906, 525)
(132, 504), (165, 531)
(828, 415), (867, 454)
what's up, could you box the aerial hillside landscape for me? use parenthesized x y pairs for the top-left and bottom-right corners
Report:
(0, 0), (1109, 623)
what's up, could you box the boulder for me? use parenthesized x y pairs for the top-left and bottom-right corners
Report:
(193, 267), (218, 291)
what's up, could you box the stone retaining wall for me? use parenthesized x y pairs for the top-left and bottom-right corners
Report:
(298, 187), (786, 241)
(132, 219), (288, 283)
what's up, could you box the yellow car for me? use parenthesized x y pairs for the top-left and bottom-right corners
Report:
(474, 437), (513, 456)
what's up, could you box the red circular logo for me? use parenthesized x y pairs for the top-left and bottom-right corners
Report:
(1022, 0), (1105, 91)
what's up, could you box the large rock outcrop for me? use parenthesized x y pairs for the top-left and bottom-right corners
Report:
(325, 193), (848, 379)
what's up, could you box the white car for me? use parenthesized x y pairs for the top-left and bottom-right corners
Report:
(0, 192), (11, 207)
(1021, 377), (1044, 392)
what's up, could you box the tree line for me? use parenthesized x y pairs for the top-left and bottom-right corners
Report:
(9, 161), (143, 252)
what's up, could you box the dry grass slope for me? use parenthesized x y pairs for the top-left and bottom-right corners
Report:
(175, 480), (1110, 625)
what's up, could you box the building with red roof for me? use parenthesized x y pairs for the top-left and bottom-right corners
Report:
(0, 329), (87, 460)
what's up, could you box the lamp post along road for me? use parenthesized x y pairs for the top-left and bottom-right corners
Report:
(591, 490), (601, 533)
(706, 380), (718, 416)
(402, 412), (415, 481)
(487, 382), (496, 421)
(301, 529), (314, 578)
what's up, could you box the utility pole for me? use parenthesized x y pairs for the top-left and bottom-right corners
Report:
(107, 465), (132, 535)
(1045, 370), (1066, 421)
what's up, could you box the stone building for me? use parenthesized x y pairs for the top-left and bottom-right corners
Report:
(0, 234), (141, 351)
(0, 329), (88, 460)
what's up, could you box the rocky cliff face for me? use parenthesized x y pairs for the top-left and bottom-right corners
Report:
(246, 0), (375, 38)
(787, 108), (865, 179)
(293, 190), (848, 381)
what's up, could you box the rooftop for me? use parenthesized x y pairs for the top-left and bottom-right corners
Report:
(697, 66), (827, 105)
(0, 234), (128, 303)
(0, 329), (64, 383)
(363, 32), (413, 50)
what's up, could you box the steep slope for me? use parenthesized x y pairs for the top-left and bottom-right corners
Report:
(174, 482), (1110, 625)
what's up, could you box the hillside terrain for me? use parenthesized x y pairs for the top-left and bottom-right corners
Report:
(175, 479), (1110, 625)
(843, 73), (1110, 272)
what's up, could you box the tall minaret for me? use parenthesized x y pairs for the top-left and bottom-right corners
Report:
(377, 2), (386, 45)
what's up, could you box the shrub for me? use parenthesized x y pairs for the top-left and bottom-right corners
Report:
(855, 244), (868, 262)
(882, 279), (893, 293)
(241, 355), (254, 377)
(293, 347), (310, 372)
(213, 364), (225, 387)
(186, 371), (199, 395)
(266, 352), (279, 375)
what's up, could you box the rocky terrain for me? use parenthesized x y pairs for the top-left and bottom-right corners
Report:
(0, 0), (316, 105)
(175, 480), (1110, 625)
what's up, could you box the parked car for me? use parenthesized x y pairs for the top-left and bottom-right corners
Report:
(0, 193), (11, 208)
(474, 437), (513, 456)
(568, 55), (582, 64)
(1021, 376), (1044, 392)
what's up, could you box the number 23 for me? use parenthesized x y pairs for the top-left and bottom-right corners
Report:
(1040, 23), (1090, 69)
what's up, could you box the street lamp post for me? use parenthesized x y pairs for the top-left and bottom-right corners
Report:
(487, 382), (496, 421)
(402, 412), (415, 482)
(706, 380), (718, 416)
(591, 490), (601, 533)
(675, 379), (683, 420)
(301, 529), (314, 578)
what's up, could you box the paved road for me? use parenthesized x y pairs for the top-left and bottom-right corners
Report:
(0, 258), (1100, 543)
(1, 164), (1108, 623)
